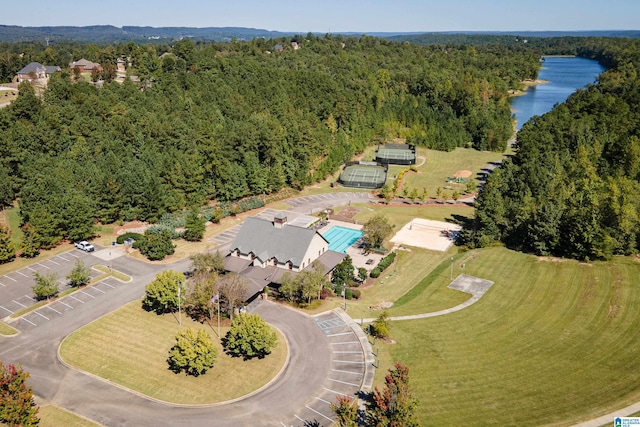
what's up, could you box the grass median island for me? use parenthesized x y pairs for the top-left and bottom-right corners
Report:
(60, 301), (287, 404)
(374, 247), (640, 425)
(38, 405), (100, 427)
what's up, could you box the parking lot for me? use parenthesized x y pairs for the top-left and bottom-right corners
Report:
(0, 247), (105, 322)
(287, 311), (368, 426)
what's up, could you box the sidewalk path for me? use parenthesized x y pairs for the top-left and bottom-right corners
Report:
(361, 274), (494, 323)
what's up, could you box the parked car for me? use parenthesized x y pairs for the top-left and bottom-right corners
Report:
(74, 241), (95, 252)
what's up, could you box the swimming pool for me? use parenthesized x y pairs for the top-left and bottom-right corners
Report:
(322, 226), (363, 254)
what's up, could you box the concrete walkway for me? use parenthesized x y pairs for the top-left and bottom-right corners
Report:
(571, 402), (640, 426)
(361, 274), (494, 323)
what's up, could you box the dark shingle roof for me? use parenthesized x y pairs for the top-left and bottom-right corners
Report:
(17, 62), (44, 74)
(229, 217), (327, 267)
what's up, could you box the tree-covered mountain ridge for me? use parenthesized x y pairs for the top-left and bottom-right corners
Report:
(1, 25), (638, 43)
(466, 37), (640, 261)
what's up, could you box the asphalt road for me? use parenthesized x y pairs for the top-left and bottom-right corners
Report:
(0, 192), (373, 426)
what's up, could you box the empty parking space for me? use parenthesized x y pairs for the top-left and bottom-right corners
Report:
(7, 275), (128, 331)
(287, 313), (367, 426)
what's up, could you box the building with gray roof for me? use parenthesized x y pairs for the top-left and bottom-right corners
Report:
(225, 215), (345, 301)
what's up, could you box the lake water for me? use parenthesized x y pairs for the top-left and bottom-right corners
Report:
(511, 56), (605, 130)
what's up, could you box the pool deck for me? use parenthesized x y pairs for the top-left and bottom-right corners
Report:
(317, 220), (383, 271)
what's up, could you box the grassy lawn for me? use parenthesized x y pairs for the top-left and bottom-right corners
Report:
(400, 147), (507, 199)
(38, 405), (100, 427)
(60, 301), (287, 404)
(373, 247), (640, 426)
(0, 321), (19, 336)
(0, 204), (23, 245)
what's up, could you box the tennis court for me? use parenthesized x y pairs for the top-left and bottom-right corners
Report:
(376, 148), (416, 164)
(338, 163), (388, 189)
(322, 226), (364, 253)
(375, 143), (417, 165)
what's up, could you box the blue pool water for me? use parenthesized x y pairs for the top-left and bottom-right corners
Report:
(322, 226), (363, 254)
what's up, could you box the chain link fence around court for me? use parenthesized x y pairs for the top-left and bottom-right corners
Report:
(375, 143), (417, 165)
(337, 161), (388, 189)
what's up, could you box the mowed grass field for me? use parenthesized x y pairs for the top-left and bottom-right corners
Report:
(60, 301), (287, 404)
(38, 405), (100, 427)
(374, 247), (640, 426)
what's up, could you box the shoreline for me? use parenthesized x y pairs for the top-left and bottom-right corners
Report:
(508, 79), (549, 97)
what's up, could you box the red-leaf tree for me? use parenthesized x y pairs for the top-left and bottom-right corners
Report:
(369, 362), (419, 427)
(0, 361), (39, 426)
(331, 395), (358, 427)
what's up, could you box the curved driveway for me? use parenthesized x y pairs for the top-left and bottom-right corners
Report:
(0, 191), (373, 426)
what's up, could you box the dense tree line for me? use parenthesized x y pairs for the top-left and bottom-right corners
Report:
(466, 37), (640, 260)
(0, 36), (538, 248)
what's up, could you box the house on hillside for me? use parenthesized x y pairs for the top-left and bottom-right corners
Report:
(68, 58), (102, 73)
(16, 62), (61, 82)
(225, 213), (345, 301)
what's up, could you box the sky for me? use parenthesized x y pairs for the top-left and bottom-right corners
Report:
(4, 0), (639, 33)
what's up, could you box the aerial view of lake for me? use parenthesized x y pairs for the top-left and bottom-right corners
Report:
(511, 56), (605, 130)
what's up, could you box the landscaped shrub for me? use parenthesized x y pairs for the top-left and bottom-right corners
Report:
(116, 232), (144, 245)
(320, 288), (332, 300)
(370, 252), (396, 278)
(377, 251), (397, 271)
(350, 289), (361, 299)
(345, 288), (353, 300)
(235, 197), (265, 213)
(146, 224), (181, 240)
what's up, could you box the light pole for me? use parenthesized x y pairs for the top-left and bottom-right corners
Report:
(177, 280), (181, 326)
(450, 257), (454, 280)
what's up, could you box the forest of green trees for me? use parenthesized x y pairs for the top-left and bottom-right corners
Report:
(0, 35), (539, 250)
(466, 37), (640, 260)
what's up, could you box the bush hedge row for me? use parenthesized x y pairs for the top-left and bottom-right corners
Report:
(370, 251), (396, 278)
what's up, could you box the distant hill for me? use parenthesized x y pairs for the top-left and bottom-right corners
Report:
(0, 25), (298, 43)
(388, 30), (640, 45)
(0, 25), (638, 44)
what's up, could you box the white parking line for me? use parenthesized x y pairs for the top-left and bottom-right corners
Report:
(47, 306), (62, 315)
(4, 275), (17, 282)
(99, 281), (115, 289)
(294, 415), (305, 423)
(37, 262), (50, 269)
(92, 286), (106, 294)
(27, 266), (37, 272)
(68, 252), (79, 258)
(34, 311), (49, 320)
(327, 332), (352, 337)
(24, 295), (36, 301)
(322, 387), (351, 397)
(328, 378), (360, 387)
(16, 271), (29, 278)
(315, 396), (331, 405)
(333, 351), (361, 354)
(0, 282), (4, 287)
(57, 255), (70, 262)
(21, 317), (36, 326)
(59, 301), (73, 309)
(331, 341), (359, 345)
(332, 369), (362, 376)
(305, 405), (332, 422)
(12, 300), (26, 308)
(59, 280), (67, 286)
(0, 305), (13, 314)
(79, 290), (95, 299)
(69, 295), (85, 303)
(47, 259), (60, 266)
(333, 360), (364, 364)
